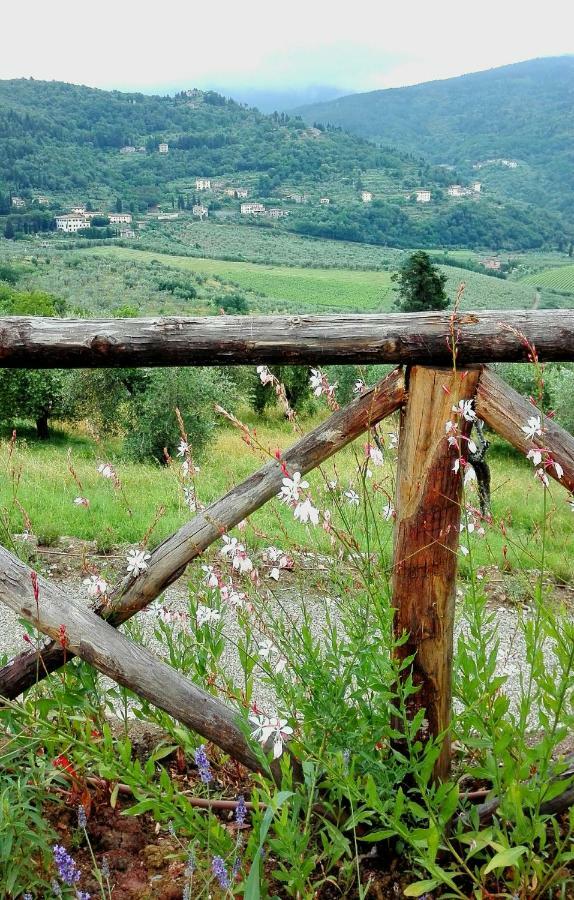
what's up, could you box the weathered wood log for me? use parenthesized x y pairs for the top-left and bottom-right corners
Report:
(392, 366), (481, 781)
(0, 547), (264, 773)
(476, 367), (574, 493)
(0, 368), (405, 699)
(1, 311), (574, 368)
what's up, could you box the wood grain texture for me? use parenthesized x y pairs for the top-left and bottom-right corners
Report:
(0, 369), (405, 699)
(0, 547), (264, 772)
(476, 367), (574, 493)
(1, 311), (574, 367)
(392, 366), (481, 781)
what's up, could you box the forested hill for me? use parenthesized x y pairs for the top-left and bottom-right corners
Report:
(294, 57), (574, 223)
(0, 78), (409, 202)
(0, 77), (570, 251)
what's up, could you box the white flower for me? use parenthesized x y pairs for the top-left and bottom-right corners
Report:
(201, 565), (219, 588)
(258, 639), (278, 660)
(344, 489), (360, 506)
(269, 567), (280, 581)
(389, 432), (399, 449)
(196, 605), (221, 627)
(249, 713), (293, 759)
(126, 548), (151, 577)
(309, 368), (324, 396)
(527, 448), (543, 467)
(453, 399), (476, 422)
(460, 545), (470, 556)
(452, 458), (461, 475)
(326, 479), (338, 492)
(278, 472), (308, 504)
(521, 415), (542, 440)
(353, 379), (365, 394)
(220, 535), (239, 557)
(464, 465), (477, 486)
(366, 444), (384, 466)
(83, 575), (109, 599)
(382, 503), (395, 521)
(232, 550), (253, 574)
(294, 498), (320, 525)
(265, 546), (281, 562)
(183, 486), (197, 510)
(535, 468), (550, 487)
(467, 438), (478, 454)
(97, 463), (114, 479)
(73, 496), (90, 507)
(177, 440), (190, 458)
(257, 365), (273, 385)
(552, 460), (564, 479)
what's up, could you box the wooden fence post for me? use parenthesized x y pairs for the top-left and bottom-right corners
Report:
(392, 366), (480, 781)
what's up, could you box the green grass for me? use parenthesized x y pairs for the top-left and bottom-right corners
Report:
(520, 264), (574, 294)
(1, 415), (572, 583)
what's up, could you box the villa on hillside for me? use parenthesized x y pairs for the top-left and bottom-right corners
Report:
(267, 208), (288, 218)
(361, 191), (373, 203)
(319, 197), (330, 205)
(241, 202), (265, 215)
(55, 214), (89, 233)
(480, 257), (502, 270)
(11, 197), (25, 208)
(196, 178), (211, 190)
(109, 213), (132, 224)
(192, 204), (209, 219)
(120, 146), (136, 154)
(447, 185), (465, 197)
(158, 142), (169, 154)
(416, 190), (431, 203)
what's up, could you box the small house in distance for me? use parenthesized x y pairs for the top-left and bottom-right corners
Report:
(193, 204), (209, 219)
(119, 228), (136, 238)
(55, 214), (88, 233)
(447, 185), (465, 197)
(361, 191), (373, 203)
(158, 142), (169, 154)
(109, 213), (132, 224)
(472, 181), (481, 193)
(71, 206), (86, 214)
(267, 208), (288, 218)
(480, 257), (502, 271)
(319, 197), (330, 205)
(196, 178), (211, 190)
(241, 202), (265, 215)
(11, 196), (25, 208)
(416, 190), (431, 203)
(120, 146), (136, 154)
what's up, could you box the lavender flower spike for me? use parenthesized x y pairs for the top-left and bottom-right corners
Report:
(212, 855), (230, 889)
(53, 844), (81, 885)
(194, 744), (213, 784)
(235, 794), (247, 826)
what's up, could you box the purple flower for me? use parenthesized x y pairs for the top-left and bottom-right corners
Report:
(194, 744), (212, 784)
(235, 794), (247, 826)
(77, 805), (87, 829)
(76, 893), (91, 900)
(211, 855), (230, 889)
(51, 881), (62, 897)
(232, 854), (242, 878)
(23, 894), (33, 900)
(53, 844), (80, 885)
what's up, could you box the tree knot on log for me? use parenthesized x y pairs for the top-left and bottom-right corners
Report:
(89, 335), (119, 355)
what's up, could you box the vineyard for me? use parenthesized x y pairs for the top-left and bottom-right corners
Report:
(520, 263), (574, 293)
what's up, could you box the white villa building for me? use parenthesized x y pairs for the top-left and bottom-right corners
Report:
(361, 191), (373, 203)
(109, 213), (132, 224)
(241, 202), (265, 215)
(192, 204), (209, 219)
(195, 178), (211, 190)
(158, 142), (169, 154)
(55, 214), (89, 233)
(416, 190), (431, 203)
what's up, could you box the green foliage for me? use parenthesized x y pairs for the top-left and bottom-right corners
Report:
(214, 292), (249, 314)
(0, 771), (59, 896)
(252, 366), (311, 415)
(123, 367), (238, 463)
(392, 250), (449, 312)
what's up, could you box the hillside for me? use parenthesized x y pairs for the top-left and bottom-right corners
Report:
(294, 56), (574, 224)
(0, 77), (569, 251)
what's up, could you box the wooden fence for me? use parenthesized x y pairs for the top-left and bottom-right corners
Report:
(1, 310), (574, 782)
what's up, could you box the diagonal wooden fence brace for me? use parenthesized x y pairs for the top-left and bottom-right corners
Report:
(0, 546), (265, 774)
(0, 368), (405, 700)
(476, 367), (574, 493)
(392, 366), (481, 781)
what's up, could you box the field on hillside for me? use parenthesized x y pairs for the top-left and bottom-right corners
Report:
(520, 263), (574, 293)
(83, 245), (548, 313)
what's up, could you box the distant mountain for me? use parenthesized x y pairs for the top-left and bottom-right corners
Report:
(294, 56), (574, 222)
(0, 77), (569, 252)
(208, 85), (351, 113)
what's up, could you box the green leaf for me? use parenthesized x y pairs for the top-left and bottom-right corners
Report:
(484, 845), (528, 874)
(404, 879), (440, 896)
(244, 790), (294, 900)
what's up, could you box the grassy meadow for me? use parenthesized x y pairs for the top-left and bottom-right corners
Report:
(1, 408), (572, 584)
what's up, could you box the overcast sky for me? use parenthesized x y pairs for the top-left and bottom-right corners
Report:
(3, 0), (573, 95)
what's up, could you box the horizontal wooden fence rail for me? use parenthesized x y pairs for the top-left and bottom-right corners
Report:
(1, 310), (574, 368)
